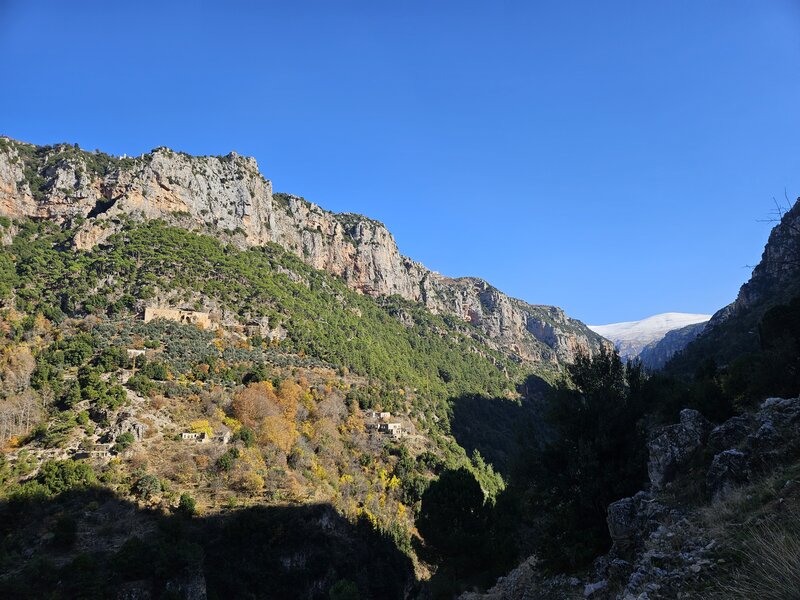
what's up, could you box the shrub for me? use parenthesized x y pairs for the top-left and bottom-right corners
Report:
(61, 336), (95, 367)
(126, 374), (155, 396)
(233, 426), (255, 448)
(514, 349), (648, 570)
(52, 515), (78, 549)
(96, 346), (127, 372)
(132, 474), (162, 500)
(418, 467), (489, 564)
(178, 492), (196, 516)
(112, 432), (135, 453)
(216, 448), (240, 472)
(140, 361), (168, 381)
(36, 460), (96, 496)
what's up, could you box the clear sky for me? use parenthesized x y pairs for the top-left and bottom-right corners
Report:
(1, 1), (799, 324)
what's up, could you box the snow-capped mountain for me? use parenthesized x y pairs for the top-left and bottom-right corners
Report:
(588, 313), (712, 360)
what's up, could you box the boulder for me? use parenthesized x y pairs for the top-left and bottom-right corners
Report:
(583, 579), (607, 597)
(607, 491), (669, 554)
(707, 414), (755, 454)
(707, 449), (750, 501)
(648, 409), (712, 490)
(108, 411), (147, 442)
(759, 397), (800, 431)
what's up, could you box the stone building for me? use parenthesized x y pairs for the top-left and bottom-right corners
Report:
(378, 422), (403, 438)
(144, 307), (212, 329)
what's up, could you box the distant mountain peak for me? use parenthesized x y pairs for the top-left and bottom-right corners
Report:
(588, 312), (712, 360)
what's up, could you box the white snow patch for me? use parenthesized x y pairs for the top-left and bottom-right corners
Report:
(588, 312), (711, 360)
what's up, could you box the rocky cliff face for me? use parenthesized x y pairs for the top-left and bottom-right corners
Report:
(666, 197), (800, 373)
(638, 321), (707, 370)
(703, 198), (800, 331)
(0, 137), (609, 364)
(464, 396), (800, 600)
(730, 199), (800, 317)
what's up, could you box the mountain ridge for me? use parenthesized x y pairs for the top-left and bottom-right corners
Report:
(667, 197), (800, 374)
(0, 136), (609, 365)
(588, 312), (711, 360)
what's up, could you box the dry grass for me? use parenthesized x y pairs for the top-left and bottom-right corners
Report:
(698, 471), (786, 534)
(711, 517), (800, 600)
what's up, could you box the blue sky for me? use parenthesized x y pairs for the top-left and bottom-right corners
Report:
(1, 1), (799, 324)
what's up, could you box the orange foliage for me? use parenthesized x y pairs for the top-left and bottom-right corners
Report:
(276, 380), (301, 421)
(232, 379), (308, 452)
(258, 415), (298, 454)
(231, 381), (278, 428)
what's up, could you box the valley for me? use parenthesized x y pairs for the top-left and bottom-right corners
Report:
(0, 137), (799, 600)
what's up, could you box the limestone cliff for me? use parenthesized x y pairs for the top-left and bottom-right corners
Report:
(0, 136), (609, 364)
(667, 197), (800, 373)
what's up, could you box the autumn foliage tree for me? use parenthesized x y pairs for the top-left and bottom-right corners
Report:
(231, 381), (277, 429)
(231, 380), (301, 454)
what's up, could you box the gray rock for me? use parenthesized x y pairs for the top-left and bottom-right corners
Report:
(707, 449), (750, 501)
(607, 497), (640, 549)
(107, 411), (147, 443)
(707, 414), (756, 453)
(115, 581), (153, 600)
(0, 137), (611, 366)
(606, 491), (670, 559)
(164, 572), (207, 600)
(583, 579), (607, 597)
(648, 409), (712, 489)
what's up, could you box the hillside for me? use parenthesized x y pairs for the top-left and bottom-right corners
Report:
(0, 137), (608, 366)
(0, 214), (544, 596)
(638, 321), (707, 370)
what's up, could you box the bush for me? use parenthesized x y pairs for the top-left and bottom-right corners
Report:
(132, 474), (162, 500)
(36, 460), (96, 496)
(96, 346), (127, 372)
(112, 432), (135, 453)
(418, 468), (489, 564)
(514, 349), (648, 570)
(216, 448), (240, 472)
(61, 335), (95, 367)
(233, 426), (255, 448)
(178, 492), (196, 516)
(140, 361), (168, 381)
(126, 374), (155, 396)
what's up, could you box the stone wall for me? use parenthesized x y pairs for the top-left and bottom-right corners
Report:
(143, 307), (212, 329)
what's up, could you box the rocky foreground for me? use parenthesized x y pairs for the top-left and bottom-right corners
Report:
(464, 395), (800, 599)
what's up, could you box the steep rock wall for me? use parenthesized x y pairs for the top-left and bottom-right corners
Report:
(0, 137), (609, 364)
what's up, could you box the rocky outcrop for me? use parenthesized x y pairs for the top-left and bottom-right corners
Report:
(647, 409), (712, 491)
(730, 200), (800, 316)
(103, 411), (148, 444)
(648, 398), (800, 498)
(606, 491), (667, 553)
(0, 137), (609, 364)
(466, 397), (800, 599)
(702, 198), (800, 332)
(597, 493), (716, 599)
(706, 449), (750, 502)
(667, 197), (800, 373)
